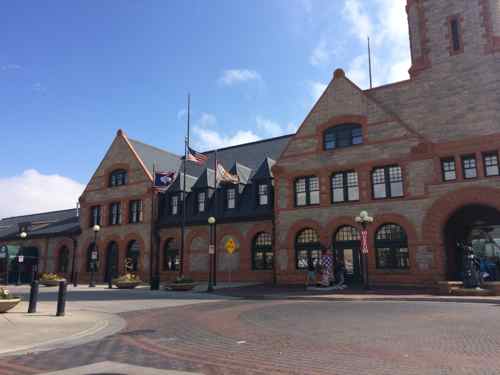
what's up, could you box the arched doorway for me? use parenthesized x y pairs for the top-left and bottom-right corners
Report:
(126, 240), (140, 273)
(333, 226), (362, 284)
(444, 204), (500, 280)
(105, 242), (119, 282)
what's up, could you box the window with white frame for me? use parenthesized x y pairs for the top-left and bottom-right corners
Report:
(461, 155), (477, 179)
(483, 152), (499, 177)
(171, 195), (179, 215)
(226, 188), (236, 209)
(372, 166), (404, 199)
(197, 191), (206, 213)
(441, 158), (457, 181)
(295, 176), (320, 206)
(331, 171), (359, 203)
(258, 183), (269, 206)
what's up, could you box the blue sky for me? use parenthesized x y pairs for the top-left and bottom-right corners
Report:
(0, 0), (410, 218)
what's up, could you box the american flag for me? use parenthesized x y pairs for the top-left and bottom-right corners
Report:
(187, 146), (208, 165)
(361, 230), (369, 254)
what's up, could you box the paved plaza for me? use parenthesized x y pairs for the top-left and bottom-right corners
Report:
(0, 285), (500, 374)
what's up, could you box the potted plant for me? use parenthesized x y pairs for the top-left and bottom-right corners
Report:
(39, 272), (66, 287)
(166, 276), (197, 291)
(0, 287), (21, 313)
(112, 273), (142, 289)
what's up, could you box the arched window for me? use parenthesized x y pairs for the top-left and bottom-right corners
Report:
(163, 238), (179, 271)
(323, 124), (363, 150)
(252, 232), (273, 270)
(126, 240), (140, 272)
(109, 169), (128, 187)
(375, 224), (409, 269)
(295, 228), (321, 270)
(57, 246), (70, 274)
(335, 225), (361, 242)
(86, 243), (99, 272)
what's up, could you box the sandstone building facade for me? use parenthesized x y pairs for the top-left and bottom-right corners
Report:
(1, 0), (499, 288)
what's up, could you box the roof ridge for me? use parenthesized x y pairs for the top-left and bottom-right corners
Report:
(129, 138), (181, 158)
(200, 133), (294, 154)
(1, 208), (77, 221)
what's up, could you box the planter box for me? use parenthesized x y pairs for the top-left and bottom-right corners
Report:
(165, 282), (197, 291)
(0, 298), (21, 313)
(437, 281), (462, 295)
(40, 279), (65, 287)
(113, 281), (141, 289)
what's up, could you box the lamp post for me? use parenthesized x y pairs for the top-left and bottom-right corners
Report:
(207, 216), (216, 292)
(17, 231), (28, 285)
(355, 210), (374, 290)
(89, 225), (100, 288)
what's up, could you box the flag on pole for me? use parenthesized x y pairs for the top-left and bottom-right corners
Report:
(361, 230), (369, 254)
(187, 146), (208, 165)
(216, 163), (239, 184)
(154, 171), (176, 188)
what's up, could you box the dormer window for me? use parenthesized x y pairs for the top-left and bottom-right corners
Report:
(90, 206), (101, 227)
(171, 195), (179, 215)
(226, 188), (236, 209)
(323, 124), (363, 150)
(197, 191), (206, 213)
(109, 169), (127, 187)
(258, 183), (269, 206)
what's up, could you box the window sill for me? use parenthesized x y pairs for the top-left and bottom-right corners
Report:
(374, 268), (411, 273)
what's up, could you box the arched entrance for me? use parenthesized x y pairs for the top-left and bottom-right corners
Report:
(333, 226), (362, 284)
(105, 242), (119, 282)
(444, 204), (500, 280)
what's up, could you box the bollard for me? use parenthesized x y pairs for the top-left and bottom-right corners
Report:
(28, 280), (39, 313)
(56, 280), (67, 317)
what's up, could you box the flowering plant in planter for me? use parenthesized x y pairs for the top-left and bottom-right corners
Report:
(166, 276), (197, 291)
(173, 276), (194, 284)
(0, 287), (21, 313)
(39, 273), (66, 286)
(112, 273), (142, 289)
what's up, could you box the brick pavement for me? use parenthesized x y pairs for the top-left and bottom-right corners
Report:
(2, 300), (500, 374)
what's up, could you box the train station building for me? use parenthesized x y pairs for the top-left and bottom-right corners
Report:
(1, 0), (500, 289)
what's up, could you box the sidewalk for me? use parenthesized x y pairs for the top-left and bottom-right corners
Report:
(0, 283), (240, 357)
(0, 301), (124, 357)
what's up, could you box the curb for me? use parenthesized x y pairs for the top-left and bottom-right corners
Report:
(255, 294), (500, 304)
(0, 311), (126, 358)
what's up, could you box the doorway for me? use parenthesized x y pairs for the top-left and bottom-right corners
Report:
(444, 204), (500, 280)
(333, 226), (362, 284)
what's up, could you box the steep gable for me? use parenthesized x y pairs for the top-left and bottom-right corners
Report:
(279, 69), (423, 161)
(81, 130), (155, 197)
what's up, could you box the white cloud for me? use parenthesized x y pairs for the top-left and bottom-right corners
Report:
(218, 69), (262, 86)
(342, 0), (411, 88)
(0, 169), (84, 219)
(192, 113), (260, 150)
(256, 116), (296, 137)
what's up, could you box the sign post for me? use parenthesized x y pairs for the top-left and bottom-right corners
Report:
(225, 238), (237, 284)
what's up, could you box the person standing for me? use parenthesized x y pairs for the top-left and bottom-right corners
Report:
(305, 256), (317, 288)
(320, 249), (333, 287)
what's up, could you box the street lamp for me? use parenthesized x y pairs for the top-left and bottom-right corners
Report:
(355, 211), (374, 290)
(17, 231), (28, 285)
(207, 216), (216, 292)
(89, 225), (100, 288)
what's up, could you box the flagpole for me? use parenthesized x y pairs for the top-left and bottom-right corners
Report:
(150, 162), (159, 290)
(213, 149), (218, 286)
(180, 94), (190, 278)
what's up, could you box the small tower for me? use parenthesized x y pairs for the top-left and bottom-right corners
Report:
(406, 0), (500, 78)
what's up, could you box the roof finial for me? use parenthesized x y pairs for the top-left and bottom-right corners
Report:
(333, 68), (345, 79)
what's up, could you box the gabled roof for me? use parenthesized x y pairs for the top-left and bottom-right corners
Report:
(128, 138), (182, 176)
(191, 168), (216, 189)
(0, 209), (80, 240)
(169, 172), (198, 193)
(229, 162), (252, 185)
(252, 157), (276, 180)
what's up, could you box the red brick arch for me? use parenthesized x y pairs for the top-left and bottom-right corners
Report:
(422, 186), (500, 246)
(285, 219), (325, 251)
(324, 216), (359, 248)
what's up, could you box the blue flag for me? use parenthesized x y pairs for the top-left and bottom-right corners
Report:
(154, 171), (176, 187)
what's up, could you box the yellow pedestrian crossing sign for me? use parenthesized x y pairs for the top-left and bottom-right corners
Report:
(225, 238), (236, 254)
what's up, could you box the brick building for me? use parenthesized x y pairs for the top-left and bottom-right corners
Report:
(1, 0), (499, 288)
